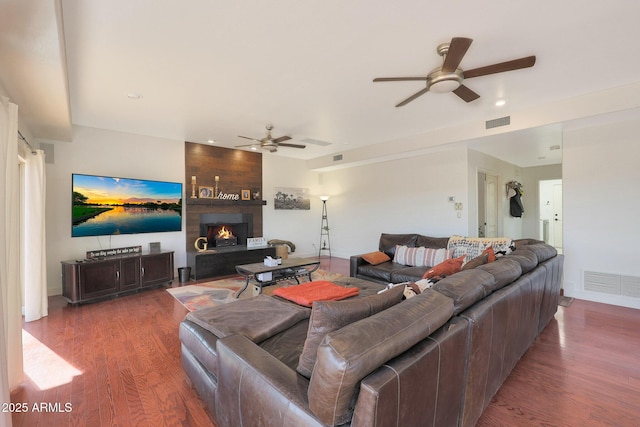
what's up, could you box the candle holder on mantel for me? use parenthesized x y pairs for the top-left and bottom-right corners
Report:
(191, 176), (197, 198)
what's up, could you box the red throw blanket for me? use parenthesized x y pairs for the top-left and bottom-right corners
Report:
(273, 281), (359, 307)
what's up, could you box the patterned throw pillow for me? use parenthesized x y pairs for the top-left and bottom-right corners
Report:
(447, 235), (514, 260)
(393, 245), (453, 267)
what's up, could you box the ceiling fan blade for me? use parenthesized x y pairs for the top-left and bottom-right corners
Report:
(277, 142), (306, 149)
(271, 135), (292, 144)
(235, 143), (258, 148)
(396, 86), (430, 107)
(442, 37), (473, 73)
(238, 135), (261, 142)
(452, 84), (480, 102)
(463, 55), (536, 79)
(373, 77), (428, 82)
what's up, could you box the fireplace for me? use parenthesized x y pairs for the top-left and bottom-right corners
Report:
(207, 223), (246, 247)
(199, 213), (252, 249)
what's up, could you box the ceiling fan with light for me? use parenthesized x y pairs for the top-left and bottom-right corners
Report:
(236, 125), (305, 153)
(373, 37), (536, 107)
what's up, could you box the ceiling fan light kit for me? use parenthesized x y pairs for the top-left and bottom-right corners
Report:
(374, 37), (536, 107)
(427, 68), (463, 93)
(235, 124), (305, 153)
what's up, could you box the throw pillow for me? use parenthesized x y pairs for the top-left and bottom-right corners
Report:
(482, 246), (496, 262)
(422, 255), (465, 279)
(296, 285), (404, 378)
(393, 245), (453, 267)
(361, 251), (391, 265)
(461, 252), (489, 270)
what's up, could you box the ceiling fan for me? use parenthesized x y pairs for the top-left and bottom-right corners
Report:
(373, 37), (536, 107)
(236, 124), (305, 153)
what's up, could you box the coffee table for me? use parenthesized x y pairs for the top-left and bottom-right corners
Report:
(235, 257), (321, 297)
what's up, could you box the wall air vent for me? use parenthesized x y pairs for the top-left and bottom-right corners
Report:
(333, 154), (343, 161)
(583, 271), (640, 298)
(485, 116), (511, 129)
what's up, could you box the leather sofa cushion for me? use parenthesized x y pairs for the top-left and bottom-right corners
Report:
(390, 266), (429, 283)
(433, 269), (495, 315)
(297, 285), (404, 378)
(522, 243), (557, 263)
(185, 295), (310, 342)
(415, 235), (451, 249)
(258, 318), (310, 371)
(505, 250), (538, 274)
(308, 290), (454, 426)
(476, 258), (523, 292)
(379, 233), (418, 258)
(357, 261), (407, 282)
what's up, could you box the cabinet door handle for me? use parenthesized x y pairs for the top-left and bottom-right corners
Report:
(116, 270), (120, 281)
(141, 267), (145, 277)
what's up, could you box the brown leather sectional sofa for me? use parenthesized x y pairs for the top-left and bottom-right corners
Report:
(351, 233), (451, 283)
(179, 235), (563, 426)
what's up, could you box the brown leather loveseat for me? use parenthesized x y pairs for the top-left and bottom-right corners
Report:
(179, 237), (563, 426)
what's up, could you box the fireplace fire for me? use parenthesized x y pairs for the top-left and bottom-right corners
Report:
(208, 224), (238, 247)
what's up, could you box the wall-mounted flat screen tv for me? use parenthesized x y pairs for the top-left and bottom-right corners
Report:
(72, 173), (183, 237)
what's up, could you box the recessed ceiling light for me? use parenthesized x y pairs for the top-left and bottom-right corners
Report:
(207, 139), (215, 144)
(251, 146), (257, 151)
(127, 93), (143, 100)
(495, 99), (506, 107)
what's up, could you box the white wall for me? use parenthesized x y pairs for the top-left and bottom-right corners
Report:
(262, 155), (322, 258)
(563, 119), (640, 309)
(315, 148), (470, 258)
(44, 126), (185, 295)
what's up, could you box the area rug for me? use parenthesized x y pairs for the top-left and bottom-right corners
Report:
(558, 296), (575, 307)
(167, 269), (346, 312)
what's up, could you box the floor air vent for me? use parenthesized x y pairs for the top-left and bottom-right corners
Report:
(584, 271), (640, 297)
(485, 116), (510, 129)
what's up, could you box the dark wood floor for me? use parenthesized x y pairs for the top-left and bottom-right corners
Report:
(11, 257), (640, 426)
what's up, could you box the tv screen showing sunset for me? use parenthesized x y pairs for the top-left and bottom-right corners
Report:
(72, 174), (182, 237)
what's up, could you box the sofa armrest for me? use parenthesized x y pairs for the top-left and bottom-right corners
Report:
(215, 334), (324, 427)
(350, 254), (368, 277)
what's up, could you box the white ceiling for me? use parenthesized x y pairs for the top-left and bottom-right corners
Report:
(3, 1), (640, 168)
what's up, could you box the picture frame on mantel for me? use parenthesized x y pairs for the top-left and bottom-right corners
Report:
(199, 186), (214, 199)
(241, 189), (251, 200)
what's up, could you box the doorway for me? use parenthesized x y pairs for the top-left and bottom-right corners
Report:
(478, 172), (498, 238)
(539, 179), (563, 253)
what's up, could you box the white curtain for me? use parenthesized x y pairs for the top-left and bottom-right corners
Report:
(23, 150), (47, 322)
(1, 96), (22, 427)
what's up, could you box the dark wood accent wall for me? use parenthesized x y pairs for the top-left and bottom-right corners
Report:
(184, 142), (263, 252)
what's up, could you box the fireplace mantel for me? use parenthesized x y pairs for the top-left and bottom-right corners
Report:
(186, 199), (267, 207)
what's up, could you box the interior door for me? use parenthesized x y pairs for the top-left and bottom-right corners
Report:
(478, 172), (486, 236)
(484, 173), (498, 237)
(553, 183), (563, 251)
